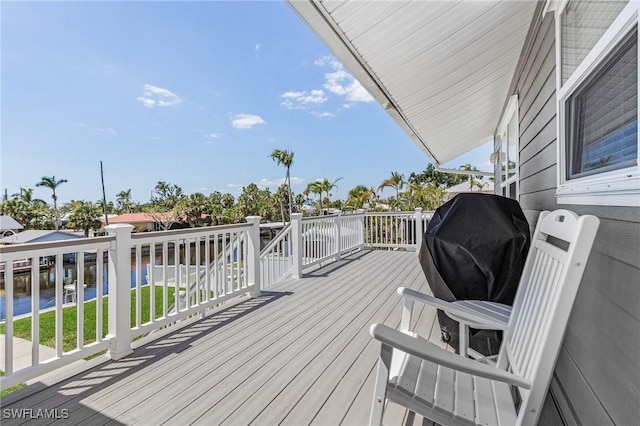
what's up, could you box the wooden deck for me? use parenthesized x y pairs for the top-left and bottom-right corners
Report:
(2, 250), (447, 425)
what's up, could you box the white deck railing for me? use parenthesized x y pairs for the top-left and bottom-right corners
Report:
(260, 223), (293, 289)
(364, 209), (432, 250)
(130, 221), (257, 339)
(0, 209), (431, 390)
(300, 211), (365, 269)
(0, 217), (261, 390)
(0, 236), (114, 389)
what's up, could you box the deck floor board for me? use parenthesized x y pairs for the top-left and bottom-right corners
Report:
(2, 250), (444, 426)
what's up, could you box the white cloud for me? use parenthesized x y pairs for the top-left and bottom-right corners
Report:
(76, 123), (117, 135)
(324, 70), (374, 103)
(231, 113), (265, 129)
(314, 56), (342, 70)
(311, 111), (336, 119)
(96, 127), (117, 135)
(257, 177), (304, 188)
(137, 84), (182, 108)
(255, 43), (261, 52)
(280, 90), (328, 110)
(281, 55), (373, 117)
(227, 183), (243, 188)
(205, 133), (221, 139)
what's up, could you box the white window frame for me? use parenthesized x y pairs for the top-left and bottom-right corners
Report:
(497, 95), (519, 200)
(554, 0), (640, 207)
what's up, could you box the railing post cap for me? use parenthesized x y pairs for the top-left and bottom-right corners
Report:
(415, 207), (423, 212)
(245, 216), (261, 223)
(104, 223), (134, 233)
(356, 209), (365, 214)
(291, 213), (303, 219)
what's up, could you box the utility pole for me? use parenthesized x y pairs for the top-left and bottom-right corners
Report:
(100, 161), (109, 226)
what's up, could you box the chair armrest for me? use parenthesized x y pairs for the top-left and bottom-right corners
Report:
(397, 287), (507, 330)
(369, 323), (531, 390)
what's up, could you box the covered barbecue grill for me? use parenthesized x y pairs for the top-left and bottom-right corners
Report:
(419, 193), (530, 356)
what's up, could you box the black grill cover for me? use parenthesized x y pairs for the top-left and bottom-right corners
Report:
(419, 193), (530, 355)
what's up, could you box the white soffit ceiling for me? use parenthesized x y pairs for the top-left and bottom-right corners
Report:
(287, 0), (537, 165)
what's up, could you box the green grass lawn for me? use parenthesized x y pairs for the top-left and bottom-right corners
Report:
(0, 285), (176, 353)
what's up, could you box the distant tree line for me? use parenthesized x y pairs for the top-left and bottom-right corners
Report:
(1, 159), (489, 235)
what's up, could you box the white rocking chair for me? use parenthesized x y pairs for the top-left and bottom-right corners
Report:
(369, 210), (600, 426)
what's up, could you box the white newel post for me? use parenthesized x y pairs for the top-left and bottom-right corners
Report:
(334, 211), (342, 260)
(414, 208), (423, 253)
(105, 224), (134, 360)
(246, 216), (261, 298)
(356, 209), (365, 249)
(291, 213), (303, 279)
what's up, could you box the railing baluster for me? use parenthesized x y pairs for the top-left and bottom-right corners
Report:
(186, 238), (192, 308)
(97, 248), (104, 342)
(150, 243), (156, 322)
(174, 239), (180, 313)
(205, 236), (211, 302)
(31, 256), (40, 366)
(195, 238), (200, 306)
(135, 244), (142, 327)
(4, 265), (14, 375)
(163, 241), (168, 317)
(77, 250), (85, 350)
(55, 254), (63, 357)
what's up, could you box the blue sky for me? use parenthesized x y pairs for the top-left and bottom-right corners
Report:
(1, 0), (493, 205)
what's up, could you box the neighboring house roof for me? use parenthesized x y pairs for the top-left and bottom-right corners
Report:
(286, 1), (537, 165)
(0, 216), (24, 232)
(103, 212), (175, 224)
(0, 230), (84, 245)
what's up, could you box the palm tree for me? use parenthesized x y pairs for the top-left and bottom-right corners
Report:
(317, 177), (343, 211)
(12, 187), (46, 205)
(269, 149), (295, 220)
(378, 172), (405, 210)
(345, 185), (375, 210)
(67, 202), (102, 237)
(152, 181), (184, 209)
(116, 189), (134, 213)
(305, 181), (323, 212)
(36, 175), (67, 230)
(404, 182), (444, 211)
(177, 192), (209, 227)
(459, 163), (481, 189)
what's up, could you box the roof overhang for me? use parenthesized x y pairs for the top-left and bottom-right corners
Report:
(286, 0), (537, 165)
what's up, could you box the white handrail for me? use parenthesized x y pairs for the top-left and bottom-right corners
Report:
(259, 222), (293, 289)
(363, 210), (432, 250)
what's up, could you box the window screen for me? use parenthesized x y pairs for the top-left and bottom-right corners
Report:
(562, 0), (629, 84)
(566, 28), (638, 179)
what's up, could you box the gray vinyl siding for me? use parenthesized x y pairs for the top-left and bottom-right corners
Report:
(496, 10), (640, 426)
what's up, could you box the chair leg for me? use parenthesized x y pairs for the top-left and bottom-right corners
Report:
(459, 322), (469, 358)
(370, 343), (393, 426)
(400, 299), (414, 332)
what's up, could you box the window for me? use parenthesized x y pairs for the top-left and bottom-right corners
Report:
(556, 0), (639, 206)
(497, 96), (519, 200)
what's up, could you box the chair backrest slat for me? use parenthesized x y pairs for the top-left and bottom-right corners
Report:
(496, 210), (599, 426)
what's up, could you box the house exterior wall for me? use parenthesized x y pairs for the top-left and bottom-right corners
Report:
(496, 7), (640, 425)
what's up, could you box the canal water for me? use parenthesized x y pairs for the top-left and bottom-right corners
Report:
(1, 254), (154, 321)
